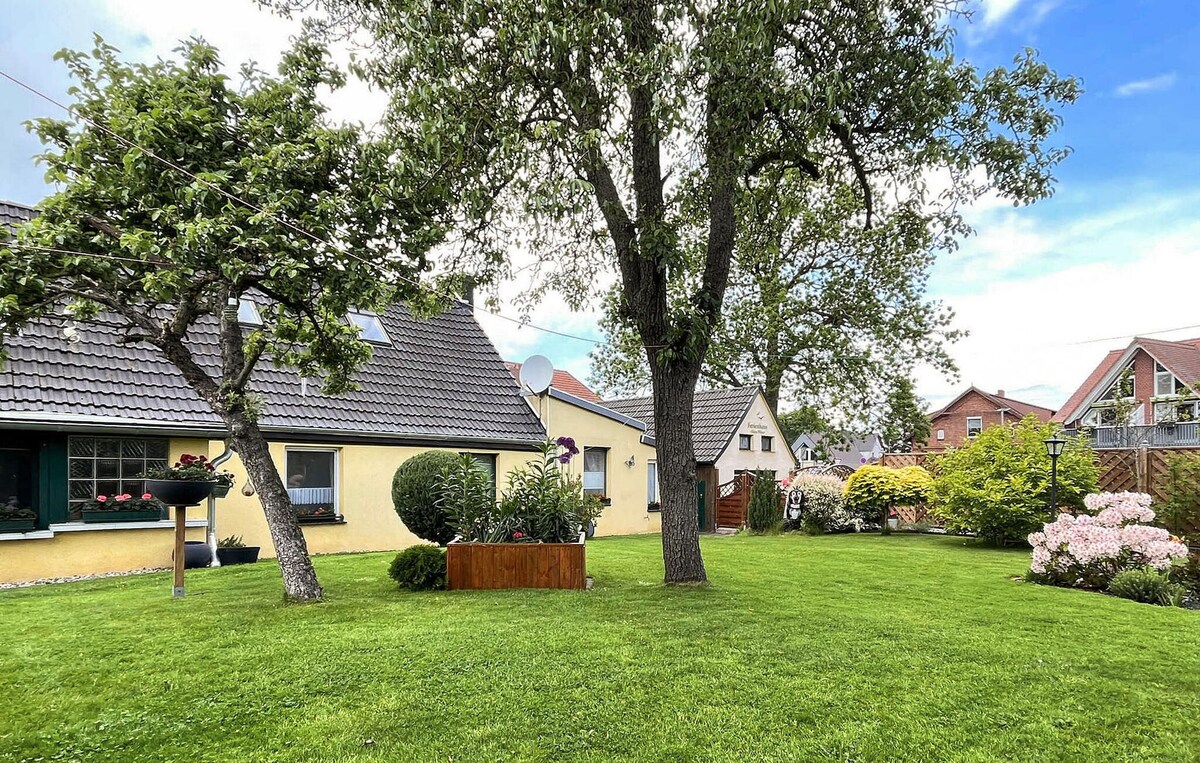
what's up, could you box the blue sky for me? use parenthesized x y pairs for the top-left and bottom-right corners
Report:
(2, 1), (1199, 414)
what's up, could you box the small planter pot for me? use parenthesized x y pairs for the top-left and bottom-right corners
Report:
(81, 509), (163, 523)
(297, 513), (341, 524)
(145, 479), (216, 506)
(211, 483), (232, 499)
(179, 540), (213, 569)
(216, 546), (260, 565)
(0, 518), (36, 532)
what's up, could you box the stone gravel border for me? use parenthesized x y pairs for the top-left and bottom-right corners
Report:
(0, 567), (169, 590)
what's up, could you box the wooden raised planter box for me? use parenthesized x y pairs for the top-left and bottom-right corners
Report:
(447, 534), (586, 590)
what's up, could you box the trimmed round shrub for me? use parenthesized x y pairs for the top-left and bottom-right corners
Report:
(388, 545), (447, 591)
(788, 475), (851, 533)
(392, 450), (461, 545)
(844, 465), (932, 530)
(1108, 568), (1183, 607)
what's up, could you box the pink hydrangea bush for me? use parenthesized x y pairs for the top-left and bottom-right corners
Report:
(1028, 491), (1188, 590)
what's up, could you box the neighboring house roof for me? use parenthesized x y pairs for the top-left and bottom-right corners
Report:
(928, 386), (1056, 421)
(794, 430), (883, 467)
(504, 361), (600, 402)
(1054, 336), (1200, 424)
(1, 301), (546, 446)
(603, 386), (761, 464)
(0, 200), (36, 229)
(547, 387), (654, 445)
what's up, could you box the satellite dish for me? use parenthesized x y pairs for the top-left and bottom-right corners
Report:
(520, 354), (554, 394)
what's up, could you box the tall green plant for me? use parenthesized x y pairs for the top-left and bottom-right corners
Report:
(844, 465), (932, 534)
(747, 472), (783, 534)
(929, 416), (1097, 545)
(434, 454), (496, 543)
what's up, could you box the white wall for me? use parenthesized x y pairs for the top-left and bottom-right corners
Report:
(713, 392), (797, 482)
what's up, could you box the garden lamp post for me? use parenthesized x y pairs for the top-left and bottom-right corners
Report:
(1044, 435), (1067, 517)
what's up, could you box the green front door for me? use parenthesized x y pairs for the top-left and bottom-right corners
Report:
(695, 479), (706, 530)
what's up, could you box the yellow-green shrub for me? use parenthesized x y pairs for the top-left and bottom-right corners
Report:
(844, 464), (932, 529)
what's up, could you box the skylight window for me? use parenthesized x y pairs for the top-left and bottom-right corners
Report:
(347, 310), (390, 344)
(237, 299), (262, 326)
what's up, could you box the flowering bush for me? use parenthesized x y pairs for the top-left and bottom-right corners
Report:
(784, 475), (853, 533)
(1028, 492), (1189, 591)
(79, 493), (165, 513)
(143, 453), (218, 481)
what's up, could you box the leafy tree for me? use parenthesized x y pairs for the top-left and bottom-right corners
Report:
(747, 472), (783, 534)
(590, 173), (959, 420)
(881, 378), (932, 453)
(298, 0), (1077, 583)
(928, 416), (1097, 545)
(0, 39), (446, 601)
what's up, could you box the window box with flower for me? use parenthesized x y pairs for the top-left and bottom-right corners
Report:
(441, 436), (603, 590)
(80, 493), (168, 523)
(142, 454), (218, 506)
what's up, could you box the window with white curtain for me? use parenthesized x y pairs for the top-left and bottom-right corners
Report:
(583, 447), (608, 497)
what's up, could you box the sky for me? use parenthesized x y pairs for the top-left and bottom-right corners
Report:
(2, 1), (1199, 414)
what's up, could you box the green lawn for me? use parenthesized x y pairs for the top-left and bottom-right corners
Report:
(1, 534), (1197, 762)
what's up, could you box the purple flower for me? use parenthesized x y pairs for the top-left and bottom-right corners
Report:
(559, 454), (572, 464)
(555, 436), (579, 455)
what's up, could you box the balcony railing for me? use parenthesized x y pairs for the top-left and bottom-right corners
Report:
(1071, 422), (1200, 449)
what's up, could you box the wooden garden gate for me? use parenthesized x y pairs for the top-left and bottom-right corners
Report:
(715, 472), (754, 529)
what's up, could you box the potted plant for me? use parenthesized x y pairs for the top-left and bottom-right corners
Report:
(0, 505), (36, 532)
(216, 534), (260, 565)
(142, 453), (218, 505)
(297, 506), (340, 524)
(80, 493), (167, 523)
(212, 469), (236, 499)
(441, 437), (605, 590)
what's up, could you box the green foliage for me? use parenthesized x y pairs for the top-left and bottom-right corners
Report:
(747, 472), (782, 534)
(844, 465), (932, 530)
(1107, 568), (1183, 607)
(387, 545), (447, 591)
(217, 535), (246, 549)
(1169, 551), (1200, 596)
(775, 408), (828, 449)
(928, 416), (1097, 545)
(881, 378), (932, 453)
(448, 440), (603, 544)
(143, 453), (218, 481)
(392, 451), (463, 545)
(1160, 452), (1200, 537)
(435, 454), (499, 544)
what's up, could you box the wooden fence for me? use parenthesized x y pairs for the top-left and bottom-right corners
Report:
(715, 473), (753, 529)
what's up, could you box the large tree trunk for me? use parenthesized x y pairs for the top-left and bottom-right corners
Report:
(225, 413), (324, 602)
(652, 362), (708, 584)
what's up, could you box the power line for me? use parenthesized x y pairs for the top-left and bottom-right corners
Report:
(4, 242), (171, 266)
(1067, 324), (1200, 346)
(0, 68), (608, 347)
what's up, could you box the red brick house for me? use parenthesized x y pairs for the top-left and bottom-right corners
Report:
(919, 387), (1055, 452)
(1054, 336), (1200, 447)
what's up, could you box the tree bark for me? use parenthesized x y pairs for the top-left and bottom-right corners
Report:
(226, 413), (324, 603)
(651, 361), (708, 584)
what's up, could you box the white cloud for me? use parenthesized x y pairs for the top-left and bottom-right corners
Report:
(1114, 73), (1177, 98)
(979, 0), (1024, 27)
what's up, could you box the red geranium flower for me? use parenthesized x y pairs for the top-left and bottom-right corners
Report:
(115, 494), (131, 501)
(96, 495), (107, 502)
(142, 493), (153, 500)
(513, 531), (524, 539)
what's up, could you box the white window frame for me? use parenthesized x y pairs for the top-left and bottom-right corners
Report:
(646, 460), (659, 506)
(237, 298), (262, 326)
(582, 447), (608, 498)
(966, 417), (983, 438)
(284, 446), (340, 518)
(936, 429), (945, 441)
(347, 310), (391, 345)
(738, 434), (752, 451)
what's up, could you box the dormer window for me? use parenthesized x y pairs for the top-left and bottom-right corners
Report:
(1154, 361), (1185, 397)
(237, 298), (262, 326)
(347, 310), (390, 344)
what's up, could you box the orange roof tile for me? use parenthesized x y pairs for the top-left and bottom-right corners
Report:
(504, 361), (601, 402)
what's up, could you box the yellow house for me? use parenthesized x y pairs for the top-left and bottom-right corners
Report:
(0, 226), (658, 585)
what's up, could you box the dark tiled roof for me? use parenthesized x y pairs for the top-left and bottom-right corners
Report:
(504, 361), (600, 402)
(0, 200), (36, 230)
(603, 386), (759, 463)
(1, 300), (546, 445)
